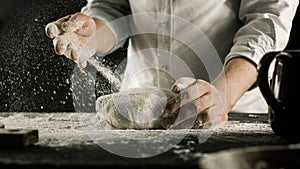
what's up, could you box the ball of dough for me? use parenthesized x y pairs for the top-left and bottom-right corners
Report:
(96, 87), (176, 129)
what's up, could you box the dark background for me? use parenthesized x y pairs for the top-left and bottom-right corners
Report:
(0, 0), (127, 112)
(0, 0), (299, 112)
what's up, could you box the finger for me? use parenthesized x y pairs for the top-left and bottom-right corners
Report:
(45, 23), (62, 38)
(64, 47), (72, 60)
(75, 17), (96, 37)
(165, 81), (210, 116)
(162, 104), (198, 129)
(66, 43), (79, 61)
(45, 15), (72, 38)
(162, 93), (191, 120)
(162, 90), (214, 129)
(78, 60), (87, 69)
(202, 106), (224, 129)
(61, 13), (86, 32)
(162, 93), (194, 119)
(195, 93), (213, 113)
(61, 12), (94, 35)
(193, 109), (209, 129)
(161, 112), (178, 129)
(77, 47), (89, 69)
(161, 93), (183, 118)
(171, 105), (198, 129)
(71, 48), (79, 62)
(56, 14), (73, 24)
(53, 36), (69, 55)
(171, 77), (197, 93)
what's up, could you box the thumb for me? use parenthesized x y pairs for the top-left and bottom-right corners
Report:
(61, 12), (96, 36)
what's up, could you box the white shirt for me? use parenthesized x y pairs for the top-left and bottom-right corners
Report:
(81, 0), (299, 113)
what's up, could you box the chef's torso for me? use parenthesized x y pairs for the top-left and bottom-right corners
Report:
(122, 0), (241, 90)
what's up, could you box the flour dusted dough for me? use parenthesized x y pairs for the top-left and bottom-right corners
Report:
(96, 87), (176, 129)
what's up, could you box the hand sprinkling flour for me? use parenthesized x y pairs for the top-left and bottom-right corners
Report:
(45, 12), (115, 68)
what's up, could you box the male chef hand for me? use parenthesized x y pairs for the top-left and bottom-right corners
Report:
(45, 12), (114, 68)
(161, 77), (228, 129)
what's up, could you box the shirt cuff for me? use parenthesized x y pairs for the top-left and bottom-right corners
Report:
(224, 43), (267, 66)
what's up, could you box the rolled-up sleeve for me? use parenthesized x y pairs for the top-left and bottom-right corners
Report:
(81, 0), (131, 53)
(225, 0), (299, 65)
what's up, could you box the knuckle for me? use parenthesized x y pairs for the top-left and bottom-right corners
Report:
(198, 80), (211, 89)
(75, 12), (86, 18)
(176, 77), (195, 84)
(196, 99), (205, 112)
(196, 95), (212, 112)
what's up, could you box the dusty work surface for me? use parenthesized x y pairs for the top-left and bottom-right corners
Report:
(0, 112), (289, 169)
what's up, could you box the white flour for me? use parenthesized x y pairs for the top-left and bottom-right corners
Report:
(87, 58), (122, 90)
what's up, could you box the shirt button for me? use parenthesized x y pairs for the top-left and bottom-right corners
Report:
(161, 65), (168, 70)
(160, 21), (167, 27)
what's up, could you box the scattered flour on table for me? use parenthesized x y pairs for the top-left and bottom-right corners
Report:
(0, 113), (273, 149)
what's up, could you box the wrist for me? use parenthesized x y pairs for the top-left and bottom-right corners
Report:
(92, 18), (116, 55)
(212, 57), (257, 113)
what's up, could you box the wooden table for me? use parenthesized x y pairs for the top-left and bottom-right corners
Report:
(0, 112), (289, 169)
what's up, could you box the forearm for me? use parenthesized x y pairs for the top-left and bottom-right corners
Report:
(212, 57), (257, 114)
(92, 18), (115, 55)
